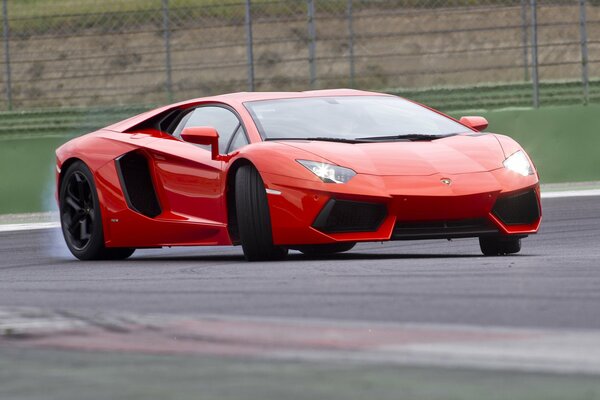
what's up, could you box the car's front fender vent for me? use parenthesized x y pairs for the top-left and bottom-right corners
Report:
(115, 151), (161, 218)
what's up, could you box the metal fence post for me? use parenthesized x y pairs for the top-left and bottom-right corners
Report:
(530, 0), (539, 108)
(579, 0), (589, 105)
(520, 0), (529, 82)
(2, 0), (12, 111)
(245, 0), (255, 92)
(347, 0), (355, 88)
(162, 0), (173, 102)
(307, 0), (316, 88)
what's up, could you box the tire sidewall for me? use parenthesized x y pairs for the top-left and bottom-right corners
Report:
(235, 165), (287, 261)
(59, 161), (106, 260)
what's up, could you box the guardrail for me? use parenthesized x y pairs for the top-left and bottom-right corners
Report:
(1, 78), (598, 140)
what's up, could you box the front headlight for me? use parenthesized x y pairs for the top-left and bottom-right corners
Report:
(297, 160), (356, 183)
(503, 150), (533, 176)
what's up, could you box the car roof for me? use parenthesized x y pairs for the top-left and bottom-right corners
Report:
(105, 89), (392, 133)
(204, 88), (388, 102)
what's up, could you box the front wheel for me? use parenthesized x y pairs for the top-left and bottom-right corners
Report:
(60, 161), (135, 261)
(479, 236), (521, 256)
(235, 165), (288, 261)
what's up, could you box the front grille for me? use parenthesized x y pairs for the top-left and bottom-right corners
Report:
(313, 199), (387, 233)
(492, 189), (540, 225)
(392, 218), (498, 240)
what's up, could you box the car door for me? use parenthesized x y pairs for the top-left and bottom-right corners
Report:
(144, 105), (244, 229)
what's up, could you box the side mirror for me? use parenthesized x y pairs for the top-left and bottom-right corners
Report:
(181, 126), (220, 160)
(459, 116), (488, 132)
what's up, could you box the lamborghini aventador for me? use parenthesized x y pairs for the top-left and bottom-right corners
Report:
(56, 89), (541, 261)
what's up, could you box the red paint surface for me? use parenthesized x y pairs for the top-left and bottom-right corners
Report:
(56, 90), (541, 249)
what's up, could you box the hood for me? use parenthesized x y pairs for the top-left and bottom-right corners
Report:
(277, 134), (504, 176)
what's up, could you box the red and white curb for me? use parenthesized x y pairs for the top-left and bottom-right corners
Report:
(2, 308), (600, 375)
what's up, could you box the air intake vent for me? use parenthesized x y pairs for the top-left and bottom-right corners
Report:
(115, 151), (161, 218)
(492, 189), (540, 225)
(392, 218), (498, 240)
(313, 199), (387, 233)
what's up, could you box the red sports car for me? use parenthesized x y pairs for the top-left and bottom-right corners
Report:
(56, 89), (541, 261)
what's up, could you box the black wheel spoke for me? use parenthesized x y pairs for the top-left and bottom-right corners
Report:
(62, 170), (95, 251)
(80, 218), (90, 241)
(66, 180), (77, 200)
(65, 195), (82, 212)
(62, 213), (75, 234)
(75, 173), (86, 202)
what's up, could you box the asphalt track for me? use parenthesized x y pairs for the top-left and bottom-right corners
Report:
(0, 195), (599, 330)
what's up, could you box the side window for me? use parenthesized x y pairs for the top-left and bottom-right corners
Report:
(229, 126), (249, 152)
(172, 112), (193, 138)
(173, 106), (240, 153)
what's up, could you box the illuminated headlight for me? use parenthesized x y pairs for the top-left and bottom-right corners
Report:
(297, 160), (356, 183)
(503, 150), (533, 176)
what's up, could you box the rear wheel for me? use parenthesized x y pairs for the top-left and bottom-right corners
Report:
(479, 236), (521, 256)
(235, 165), (288, 261)
(295, 242), (356, 256)
(60, 161), (135, 260)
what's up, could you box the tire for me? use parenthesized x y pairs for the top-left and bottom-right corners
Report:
(479, 236), (521, 256)
(295, 242), (356, 256)
(60, 161), (135, 261)
(235, 165), (288, 261)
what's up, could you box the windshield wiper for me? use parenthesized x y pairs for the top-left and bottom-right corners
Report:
(356, 133), (457, 141)
(265, 137), (369, 144)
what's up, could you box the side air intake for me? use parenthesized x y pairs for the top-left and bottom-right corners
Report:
(313, 199), (387, 233)
(392, 218), (498, 240)
(492, 189), (540, 225)
(115, 151), (161, 218)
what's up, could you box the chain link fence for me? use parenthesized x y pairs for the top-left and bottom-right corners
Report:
(0, 0), (597, 112)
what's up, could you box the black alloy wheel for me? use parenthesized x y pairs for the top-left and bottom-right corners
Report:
(62, 170), (95, 251)
(60, 161), (134, 260)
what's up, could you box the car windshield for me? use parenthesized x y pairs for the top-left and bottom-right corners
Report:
(244, 96), (470, 141)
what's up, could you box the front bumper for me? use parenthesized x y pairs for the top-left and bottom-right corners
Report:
(261, 168), (541, 246)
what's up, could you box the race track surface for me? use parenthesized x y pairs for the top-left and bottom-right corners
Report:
(0, 196), (599, 331)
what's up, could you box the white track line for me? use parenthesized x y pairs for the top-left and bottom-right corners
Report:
(541, 189), (600, 199)
(0, 221), (60, 233)
(0, 189), (596, 233)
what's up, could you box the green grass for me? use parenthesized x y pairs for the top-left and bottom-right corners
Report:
(0, 103), (598, 214)
(5, 0), (562, 35)
(2, 347), (600, 400)
(0, 136), (67, 214)
(390, 80), (600, 111)
(448, 104), (600, 184)
(6, 0), (528, 19)
(7, 0), (297, 32)
(9, 0), (251, 17)
(0, 106), (148, 139)
(0, 106), (147, 214)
